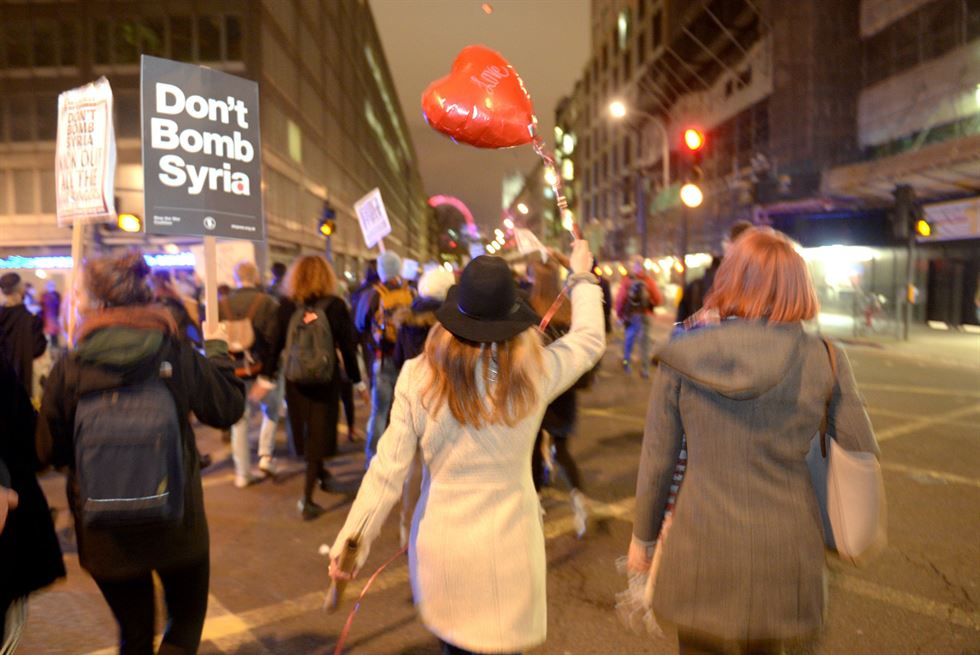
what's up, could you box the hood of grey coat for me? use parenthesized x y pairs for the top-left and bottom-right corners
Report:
(656, 320), (805, 400)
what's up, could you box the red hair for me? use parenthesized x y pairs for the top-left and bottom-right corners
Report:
(703, 227), (819, 322)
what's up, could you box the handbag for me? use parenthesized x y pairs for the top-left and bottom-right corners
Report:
(806, 339), (887, 566)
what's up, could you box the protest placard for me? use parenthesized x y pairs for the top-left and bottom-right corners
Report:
(56, 77), (117, 226)
(141, 55), (264, 241)
(353, 188), (392, 249)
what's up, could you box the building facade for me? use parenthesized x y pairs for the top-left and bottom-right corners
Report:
(551, 0), (979, 327)
(0, 0), (431, 286)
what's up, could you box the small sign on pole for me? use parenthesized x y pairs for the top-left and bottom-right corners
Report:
(354, 188), (392, 250)
(56, 76), (117, 226)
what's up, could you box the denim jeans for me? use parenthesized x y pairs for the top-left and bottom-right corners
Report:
(623, 313), (651, 375)
(230, 378), (279, 478)
(365, 357), (397, 468)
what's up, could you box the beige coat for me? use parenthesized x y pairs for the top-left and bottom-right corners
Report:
(331, 283), (604, 652)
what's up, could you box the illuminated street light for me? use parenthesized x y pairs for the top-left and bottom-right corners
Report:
(504, 217), (516, 229)
(680, 183), (704, 208)
(562, 209), (575, 233)
(544, 167), (558, 186)
(515, 204), (527, 216)
(608, 99), (627, 119)
(494, 228), (504, 239)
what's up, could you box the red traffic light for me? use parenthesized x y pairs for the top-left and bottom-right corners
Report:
(683, 128), (705, 152)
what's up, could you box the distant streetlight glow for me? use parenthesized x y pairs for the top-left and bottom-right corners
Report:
(544, 167), (558, 186)
(515, 204), (528, 216)
(562, 209), (575, 233)
(683, 128), (705, 151)
(443, 262), (453, 272)
(504, 217), (516, 229)
(680, 183), (704, 208)
(494, 228), (504, 239)
(481, 3), (493, 15)
(117, 213), (142, 233)
(608, 100), (627, 119)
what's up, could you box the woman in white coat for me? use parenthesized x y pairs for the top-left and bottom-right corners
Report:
(329, 241), (605, 654)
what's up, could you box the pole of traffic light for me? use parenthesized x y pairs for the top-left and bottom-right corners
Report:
(325, 234), (333, 263)
(636, 173), (647, 258)
(903, 228), (915, 341)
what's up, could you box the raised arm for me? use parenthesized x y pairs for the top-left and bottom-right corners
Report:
(330, 358), (423, 569)
(541, 241), (606, 401)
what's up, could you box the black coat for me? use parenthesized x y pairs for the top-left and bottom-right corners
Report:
(270, 295), (362, 386)
(0, 358), (64, 604)
(0, 304), (46, 396)
(39, 322), (244, 580)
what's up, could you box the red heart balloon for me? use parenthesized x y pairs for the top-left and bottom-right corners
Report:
(421, 45), (537, 149)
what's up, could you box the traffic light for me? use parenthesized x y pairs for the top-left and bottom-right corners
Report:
(892, 185), (927, 240)
(680, 127), (705, 208)
(117, 213), (142, 233)
(319, 202), (336, 237)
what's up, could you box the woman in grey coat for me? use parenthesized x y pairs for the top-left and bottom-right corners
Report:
(629, 228), (880, 654)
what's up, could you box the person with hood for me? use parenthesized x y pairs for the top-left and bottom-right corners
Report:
(0, 272), (47, 397)
(329, 242), (604, 655)
(38, 251), (245, 655)
(392, 266), (456, 370)
(1, 356), (64, 650)
(627, 228), (880, 654)
(614, 258), (662, 378)
(355, 250), (414, 467)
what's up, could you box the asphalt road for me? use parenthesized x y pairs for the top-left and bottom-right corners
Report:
(19, 329), (980, 655)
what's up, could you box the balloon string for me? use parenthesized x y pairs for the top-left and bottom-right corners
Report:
(329, 546), (409, 655)
(531, 135), (582, 240)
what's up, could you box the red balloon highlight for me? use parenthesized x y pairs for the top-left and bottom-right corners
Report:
(421, 45), (536, 149)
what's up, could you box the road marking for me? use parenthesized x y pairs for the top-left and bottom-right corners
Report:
(868, 406), (979, 431)
(875, 403), (980, 442)
(882, 462), (980, 489)
(835, 575), (980, 631)
(581, 407), (645, 426)
(858, 383), (980, 400)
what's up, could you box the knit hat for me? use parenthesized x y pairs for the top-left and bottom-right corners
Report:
(378, 251), (402, 283)
(417, 267), (455, 301)
(0, 272), (22, 295)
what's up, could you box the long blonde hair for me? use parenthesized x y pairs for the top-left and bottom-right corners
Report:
(420, 324), (543, 429)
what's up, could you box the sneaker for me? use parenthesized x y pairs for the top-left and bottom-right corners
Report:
(258, 455), (278, 477)
(571, 489), (588, 538)
(234, 474), (257, 489)
(298, 499), (326, 521)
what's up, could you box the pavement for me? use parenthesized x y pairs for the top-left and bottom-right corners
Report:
(16, 319), (980, 655)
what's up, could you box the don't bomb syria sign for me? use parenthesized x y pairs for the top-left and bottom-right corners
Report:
(141, 55), (264, 240)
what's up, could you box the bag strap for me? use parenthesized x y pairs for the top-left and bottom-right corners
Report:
(819, 338), (838, 458)
(244, 291), (265, 321)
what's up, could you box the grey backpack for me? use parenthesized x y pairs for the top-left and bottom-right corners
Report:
(73, 366), (184, 529)
(283, 299), (335, 385)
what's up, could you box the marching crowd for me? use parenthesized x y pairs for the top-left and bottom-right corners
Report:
(0, 225), (881, 655)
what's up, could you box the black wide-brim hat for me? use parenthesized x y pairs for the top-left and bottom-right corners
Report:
(436, 256), (539, 343)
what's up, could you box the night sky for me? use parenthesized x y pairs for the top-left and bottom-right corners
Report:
(371, 0), (590, 234)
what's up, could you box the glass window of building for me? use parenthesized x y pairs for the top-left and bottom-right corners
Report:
(143, 18), (166, 57)
(40, 170), (56, 214)
(33, 21), (58, 67)
(114, 21), (141, 64)
(651, 10), (663, 50)
(6, 20), (32, 67)
(13, 170), (35, 214)
(226, 16), (243, 61)
(35, 95), (57, 141)
(618, 9), (631, 51)
(198, 16), (222, 61)
(93, 20), (112, 65)
(171, 16), (193, 61)
(60, 21), (78, 66)
(9, 96), (33, 142)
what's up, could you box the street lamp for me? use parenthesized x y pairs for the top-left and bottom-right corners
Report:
(504, 216), (516, 229)
(609, 99), (627, 119)
(515, 204), (527, 216)
(680, 183), (703, 208)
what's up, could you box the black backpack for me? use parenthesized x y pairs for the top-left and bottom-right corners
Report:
(73, 363), (184, 529)
(626, 279), (652, 314)
(283, 299), (336, 385)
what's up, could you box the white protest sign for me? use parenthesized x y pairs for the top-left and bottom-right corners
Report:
(354, 188), (392, 249)
(56, 77), (117, 226)
(514, 228), (549, 262)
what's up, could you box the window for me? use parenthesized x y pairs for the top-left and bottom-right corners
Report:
(9, 96), (33, 141)
(35, 95), (57, 141)
(34, 21), (58, 67)
(93, 20), (112, 65)
(637, 31), (646, 57)
(12, 170), (34, 214)
(60, 21), (78, 66)
(6, 20), (32, 67)
(171, 17), (193, 60)
(651, 10), (663, 49)
(226, 16), (243, 60)
(143, 18), (166, 57)
(617, 9), (631, 50)
(114, 21), (141, 64)
(40, 169), (56, 214)
(198, 17), (222, 61)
